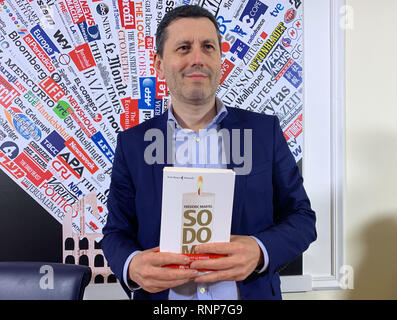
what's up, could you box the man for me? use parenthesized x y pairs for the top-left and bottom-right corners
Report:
(102, 5), (316, 300)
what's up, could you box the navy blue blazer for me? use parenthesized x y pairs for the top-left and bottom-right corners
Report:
(102, 107), (317, 300)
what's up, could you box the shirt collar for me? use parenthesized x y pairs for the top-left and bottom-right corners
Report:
(167, 97), (228, 129)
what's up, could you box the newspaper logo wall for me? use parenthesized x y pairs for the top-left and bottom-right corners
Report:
(0, 0), (304, 284)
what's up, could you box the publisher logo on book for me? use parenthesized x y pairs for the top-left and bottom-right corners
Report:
(166, 175), (194, 181)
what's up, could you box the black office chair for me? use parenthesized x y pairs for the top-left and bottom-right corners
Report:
(0, 262), (92, 300)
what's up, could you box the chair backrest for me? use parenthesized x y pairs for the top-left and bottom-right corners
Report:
(0, 262), (92, 300)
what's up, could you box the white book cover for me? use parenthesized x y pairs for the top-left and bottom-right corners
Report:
(160, 167), (236, 254)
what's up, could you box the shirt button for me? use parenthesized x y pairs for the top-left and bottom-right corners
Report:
(195, 137), (200, 142)
(199, 287), (206, 294)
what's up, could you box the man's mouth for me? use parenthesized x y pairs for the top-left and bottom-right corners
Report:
(185, 73), (208, 78)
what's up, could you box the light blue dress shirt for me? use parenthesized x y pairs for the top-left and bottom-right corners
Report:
(123, 98), (269, 299)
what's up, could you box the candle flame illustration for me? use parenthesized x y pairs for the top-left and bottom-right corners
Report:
(197, 176), (203, 196)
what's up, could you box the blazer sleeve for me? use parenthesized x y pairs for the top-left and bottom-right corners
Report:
(102, 132), (141, 297)
(253, 116), (317, 276)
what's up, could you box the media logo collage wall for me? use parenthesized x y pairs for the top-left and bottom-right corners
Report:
(0, 0), (303, 284)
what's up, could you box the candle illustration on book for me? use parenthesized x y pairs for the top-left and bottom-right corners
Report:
(181, 176), (215, 254)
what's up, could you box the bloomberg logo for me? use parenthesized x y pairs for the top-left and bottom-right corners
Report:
(239, 0), (268, 29)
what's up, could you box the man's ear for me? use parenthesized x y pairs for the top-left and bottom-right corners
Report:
(154, 52), (165, 80)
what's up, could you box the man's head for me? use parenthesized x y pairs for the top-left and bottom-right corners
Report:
(154, 5), (222, 106)
(155, 5), (222, 58)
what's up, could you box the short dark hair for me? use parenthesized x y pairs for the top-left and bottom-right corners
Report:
(155, 5), (222, 57)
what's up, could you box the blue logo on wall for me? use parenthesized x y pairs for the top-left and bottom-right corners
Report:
(31, 25), (60, 56)
(41, 130), (65, 157)
(283, 62), (303, 88)
(0, 141), (19, 159)
(230, 39), (250, 59)
(91, 132), (115, 164)
(239, 0), (268, 29)
(13, 114), (41, 141)
(139, 77), (156, 109)
(77, 21), (101, 43)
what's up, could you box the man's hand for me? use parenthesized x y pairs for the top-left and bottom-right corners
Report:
(189, 235), (264, 282)
(128, 247), (198, 293)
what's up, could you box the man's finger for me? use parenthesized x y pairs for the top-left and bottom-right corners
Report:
(149, 267), (198, 281)
(194, 242), (235, 255)
(150, 265), (198, 281)
(149, 252), (190, 267)
(189, 255), (233, 271)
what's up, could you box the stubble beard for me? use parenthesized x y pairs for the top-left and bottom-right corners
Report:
(170, 72), (220, 106)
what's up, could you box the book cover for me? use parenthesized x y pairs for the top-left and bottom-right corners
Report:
(160, 167), (235, 269)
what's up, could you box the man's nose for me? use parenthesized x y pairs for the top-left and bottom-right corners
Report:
(189, 46), (205, 66)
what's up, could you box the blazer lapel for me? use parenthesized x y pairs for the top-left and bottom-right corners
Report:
(150, 111), (173, 218)
(219, 108), (246, 235)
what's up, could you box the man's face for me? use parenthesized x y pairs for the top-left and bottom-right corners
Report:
(154, 17), (222, 106)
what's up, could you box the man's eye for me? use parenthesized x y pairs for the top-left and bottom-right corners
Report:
(178, 45), (189, 51)
(204, 44), (215, 52)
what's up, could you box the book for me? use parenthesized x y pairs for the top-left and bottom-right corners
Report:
(160, 167), (236, 270)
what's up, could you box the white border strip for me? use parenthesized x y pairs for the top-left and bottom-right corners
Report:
(313, 0), (345, 290)
(281, 0), (345, 292)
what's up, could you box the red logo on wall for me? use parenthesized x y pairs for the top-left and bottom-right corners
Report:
(64, 137), (99, 174)
(284, 113), (303, 142)
(14, 152), (52, 187)
(0, 151), (25, 180)
(120, 98), (139, 130)
(220, 59), (235, 85)
(65, 0), (85, 24)
(145, 37), (154, 50)
(156, 78), (168, 99)
(69, 43), (96, 71)
(285, 9), (296, 23)
(39, 77), (66, 102)
(23, 34), (56, 73)
(0, 75), (20, 108)
(118, 0), (135, 29)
